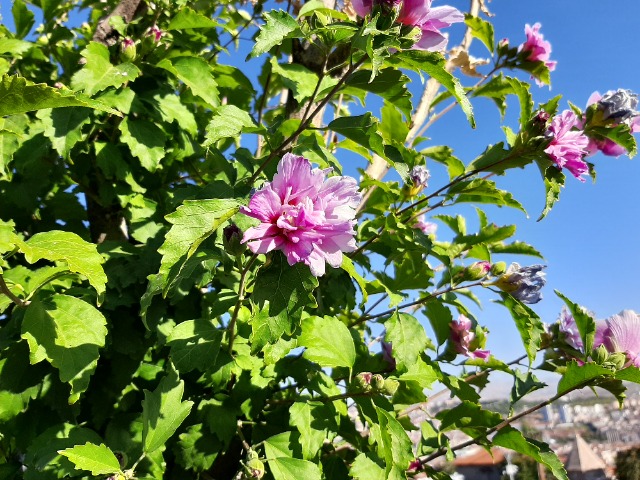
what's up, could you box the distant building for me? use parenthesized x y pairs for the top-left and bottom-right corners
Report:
(565, 435), (608, 480)
(454, 448), (506, 480)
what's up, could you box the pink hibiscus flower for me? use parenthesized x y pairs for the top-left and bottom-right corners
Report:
(544, 110), (590, 181)
(240, 154), (361, 277)
(450, 314), (490, 360)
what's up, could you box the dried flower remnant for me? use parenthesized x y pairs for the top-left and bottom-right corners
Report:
(449, 314), (490, 360)
(544, 110), (590, 181)
(351, 0), (464, 51)
(494, 263), (546, 304)
(405, 165), (430, 196)
(240, 153), (361, 277)
(586, 89), (640, 157)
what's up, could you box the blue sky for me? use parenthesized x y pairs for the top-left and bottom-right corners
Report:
(1, 0), (638, 375)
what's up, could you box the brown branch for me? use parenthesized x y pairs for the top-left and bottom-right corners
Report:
(93, 0), (144, 46)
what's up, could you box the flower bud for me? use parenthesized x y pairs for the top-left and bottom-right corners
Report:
(598, 89), (639, 122)
(244, 458), (265, 479)
(353, 372), (373, 392)
(465, 261), (491, 281)
(223, 224), (246, 257)
(372, 374), (385, 391)
(381, 378), (399, 396)
(490, 261), (507, 276)
(120, 38), (136, 62)
(593, 344), (608, 364)
(531, 110), (550, 134)
(608, 352), (627, 370)
(148, 25), (163, 43)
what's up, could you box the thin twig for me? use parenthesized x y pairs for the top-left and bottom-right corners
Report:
(0, 275), (27, 307)
(228, 254), (258, 354)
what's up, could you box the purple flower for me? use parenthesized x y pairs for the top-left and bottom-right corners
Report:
(520, 23), (557, 72)
(381, 341), (397, 370)
(240, 154), (360, 277)
(559, 307), (583, 350)
(495, 263), (546, 304)
(544, 110), (590, 181)
(450, 314), (490, 360)
(409, 165), (430, 189)
(413, 215), (437, 235)
(600, 310), (640, 368)
(351, 0), (464, 52)
(585, 90), (640, 157)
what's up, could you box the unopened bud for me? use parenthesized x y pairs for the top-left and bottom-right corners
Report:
(372, 374), (385, 391)
(148, 25), (163, 43)
(120, 37), (136, 62)
(608, 352), (627, 370)
(465, 261), (491, 281)
(354, 372), (373, 392)
(223, 224), (246, 257)
(245, 458), (265, 479)
(490, 261), (507, 276)
(381, 378), (399, 396)
(593, 344), (608, 364)
(531, 110), (550, 134)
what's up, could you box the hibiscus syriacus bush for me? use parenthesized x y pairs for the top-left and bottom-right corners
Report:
(0, 1), (639, 479)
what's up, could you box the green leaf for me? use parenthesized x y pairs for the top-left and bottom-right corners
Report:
(270, 58), (335, 105)
(204, 105), (259, 146)
(289, 402), (337, 459)
(491, 241), (543, 258)
(464, 15), (494, 53)
(349, 454), (386, 480)
(0, 218), (20, 253)
(268, 457), (322, 480)
(537, 163), (564, 221)
(510, 370), (546, 406)
(506, 76), (533, 129)
(19, 231), (107, 303)
(21, 294), (108, 403)
(450, 178), (526, 213)
(375, 407), (414, 475)
(340, 256), (368, 304)
(385, 313), (429, 370)
(58, 443), (122, 476)
(616, 367), (640, 384)
(589, 124), (637, 158)
(167, 319), (223, 373)
(119, 117), (166, 171)
(12, 0), (35, 38)
(298, 316), (356, 369)
(493, 426), (568, 480)
(167, 7), (219, 30)
(251, 10), (302, 58)
(71, 42), (141, 97)
(298, 0), (349, 19)
(37, 107), (91, 158)
(437, 401), (502, 433)
(157, 56), (219, 107)
(387, 50), (474, 127)
(175, 424), (220, 472)
(142, 367), (194, 454)
(498, 293), (544, 364)
(0, 75), (120, 116)
(329, 113), (386, 158)
(158, 199), (240, 293)
(556, 291), (596, 358)
(343, 69), (413, 119)
(557, 361), (612, 395)
(423, 299), (452, 346)
(250, 252), (318, 353)
(264, 432), (298, 459)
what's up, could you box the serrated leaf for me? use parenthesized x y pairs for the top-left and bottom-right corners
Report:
(251, 10), (302, 58)
(493, 426), (568, 480)
(167, 319), (222, 373)
(268, 457), (322, 480)
(289, 402), (337, 459)
(0, 75), (120, 116)
(384, 313), (429, 370)
(71, 42), (140, 96)
(340, 256), (368, 303)
(491, 241), (543, 258)
(511, 370), (546, 406)
(12, 0), (35, 38)
(119, 117), (166, 171)
(464, 15), (494, 53)
(270, 58), (334, 104)
(556, 290), (596, 358)
(557, 361), (612, 395)
(298, 316), (355, 369)
(329, 113), (386, 158)
(142, 367), (194, 454)
(387, 50), (474, 127)
(450, 178), (526, 213)
(375, 407), (414, 475)
(498, 293), (544, 364)
(167, 7), (219, 30)
(437, 401), (502, 433)
(157, 56), (219, 107)
(342, 69), (413, 119)
(250, 252), (318, 352)
(58, 443), (122, 476)
(349, 454), (386, 480)
(537, 163), (564, 221)
(506, 76), (533, 129)
(21, 294), (107, 403)
(175, 424), (220, 472)
(204, 105), (259, 146)
(37, 107), (91, 158)
(423, 299), (452, 346)
(18, 231), (107, 303)
(158, 199), (240, 293)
